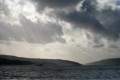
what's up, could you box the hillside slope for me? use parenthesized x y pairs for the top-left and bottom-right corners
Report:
(87, 58), (120, 65)
(0, 55), (82, 66)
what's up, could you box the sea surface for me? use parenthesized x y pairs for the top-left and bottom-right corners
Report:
(0, 65), (120, 80)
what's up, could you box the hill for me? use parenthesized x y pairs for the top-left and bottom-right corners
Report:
(87, 58), (120, 65)
(0, 55), (82, 66)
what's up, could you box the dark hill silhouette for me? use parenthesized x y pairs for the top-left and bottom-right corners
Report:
(87, 58), (120, 65)
(0, 55), (82, 66)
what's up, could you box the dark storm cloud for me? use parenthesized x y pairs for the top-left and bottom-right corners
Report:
(96, 9), (120, 39)
(58, 11), (106, 33)
(57, 0), (120, 40)
(32, 0), (120, 40)
(32, 0), (81, 10)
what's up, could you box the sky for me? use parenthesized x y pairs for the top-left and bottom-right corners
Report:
(0, 0), (120, 64)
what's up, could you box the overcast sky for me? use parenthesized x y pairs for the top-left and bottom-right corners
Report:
(0, 0), (120, 64)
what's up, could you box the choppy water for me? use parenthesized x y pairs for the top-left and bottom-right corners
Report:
(0, 65), (120, 80)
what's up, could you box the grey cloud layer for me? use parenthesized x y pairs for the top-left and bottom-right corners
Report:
(0, 0), (120, 45)
(33, 0), (120, 40)
(32, 0), (80, 9)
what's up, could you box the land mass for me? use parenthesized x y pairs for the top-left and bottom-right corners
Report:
(87, 58), (120, 65)
(0, 55), (82, 66)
